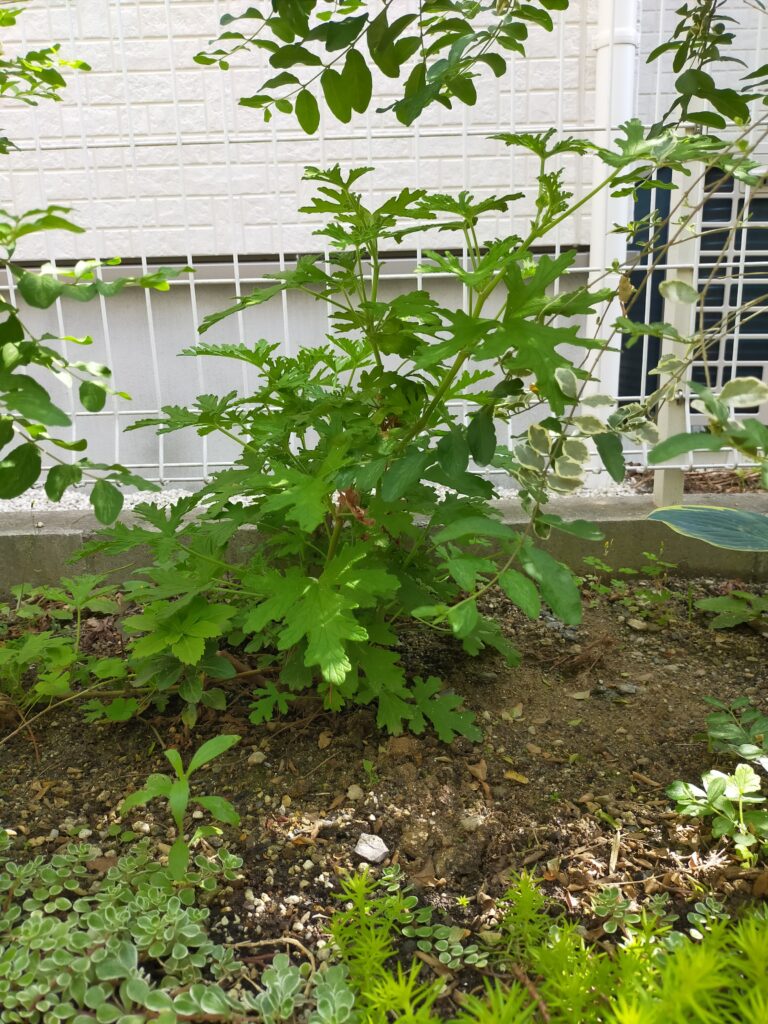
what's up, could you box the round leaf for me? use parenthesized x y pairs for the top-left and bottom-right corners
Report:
(295, 89), (320, 134)
(90, 478), (124, 524)
(79, 379), (107, 412)
(648, 505), (768, 552)
(0, 442), (41, 498)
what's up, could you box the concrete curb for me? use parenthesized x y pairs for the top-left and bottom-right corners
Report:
(1, 493), (767, 594)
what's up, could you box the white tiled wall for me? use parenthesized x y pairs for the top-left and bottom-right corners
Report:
(1, 0), (599, 260)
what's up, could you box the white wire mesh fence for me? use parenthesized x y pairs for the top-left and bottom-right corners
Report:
(0, 0), (766, 487)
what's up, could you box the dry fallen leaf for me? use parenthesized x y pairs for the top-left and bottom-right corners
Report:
(568, 690), (592, 700)
(501, 703), (524, 722)
(411, 857), (446, 888)
(318, 730), (332, 749)
(85, 855), (119, 874)
(504, 770), (530, 785)
(468, 759), (488, 782)
(753, 870), (768, 898)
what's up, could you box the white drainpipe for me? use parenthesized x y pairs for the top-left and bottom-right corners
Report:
(584, 0), (640, 445)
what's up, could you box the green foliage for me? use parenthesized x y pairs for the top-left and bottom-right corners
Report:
(696, 590), (768, 629)
(704, 697), (768, 772)
(196, 1), (569, 130)
(648, 505), (768, 553)
(328, 868), (768, 1023)
(669, 697), (768, 865)
(668, 763), (768, 863)
(590, 887), (642, 935)
(648, 377), (768, 556)
(0, 574), (125, 705)
(648, 0), (756, 130)
(120, 735), (241, 879)
(4, 836), (768, 1024)
(82, 124), (730, 739)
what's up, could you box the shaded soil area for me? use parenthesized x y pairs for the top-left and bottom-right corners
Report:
(629, 466), (763, 493)
(1, 576), (767, 955)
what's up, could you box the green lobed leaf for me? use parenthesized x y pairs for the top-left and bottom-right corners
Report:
(381, 449), (432, 502)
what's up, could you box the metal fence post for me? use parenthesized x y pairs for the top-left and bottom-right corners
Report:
(583, 0), (639, 480)
(652, 169), (705, 506)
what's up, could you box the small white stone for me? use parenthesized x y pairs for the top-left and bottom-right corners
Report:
(354, 833), (389, 864)
(192, 810), (204, 820)
(347, 784), (364, 802)
(248, 750), (267, 765)
(132, 821), (151, 835)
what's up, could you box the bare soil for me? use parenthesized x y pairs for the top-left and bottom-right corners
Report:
(2, 575), (767, 954)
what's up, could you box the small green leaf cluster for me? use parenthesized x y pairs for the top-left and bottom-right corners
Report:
(0, 574), (128, 707)
(403, 913), (488, 969)
(120, 735), (241, 879)
(649, 0), (757, 130)
(669, 697), (768, 864)
(195, 1), (569, 130)
(704, 697), (768, 771)
(590, 886), (642, 935)
(668, 762), (768, 862)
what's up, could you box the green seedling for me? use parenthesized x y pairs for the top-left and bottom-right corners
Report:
(668, 763), (768, 864)
(120, 734), (241, 878)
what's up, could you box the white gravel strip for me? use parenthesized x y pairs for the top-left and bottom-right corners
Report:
(0, 487), (195, 514)
(0, 478), (637, 515)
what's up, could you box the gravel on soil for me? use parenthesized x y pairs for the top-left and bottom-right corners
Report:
(2, 577), (767, 962)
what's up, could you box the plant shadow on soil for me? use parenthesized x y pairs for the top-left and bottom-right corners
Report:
(1, 576), (767, 953)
